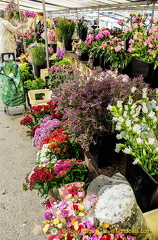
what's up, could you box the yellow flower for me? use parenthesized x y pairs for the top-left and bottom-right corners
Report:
(102, 223), (110, 228)
(46, 18), (50, 24)
(78, 212), (85, 217)
(53, 218), (60, 224)
(78, 204), (84, 211)
(95, 229), (100, 235)
(73, 221), (79, 230)
(43, 224), (50, 233)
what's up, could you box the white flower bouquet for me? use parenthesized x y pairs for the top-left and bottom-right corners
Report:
(95, 183), (155, 240)
(107, 87), (158, 180)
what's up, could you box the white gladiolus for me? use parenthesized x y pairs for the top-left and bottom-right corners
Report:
(118, 117), (124, 122)
(142, 92), (147, 98)
(125, 120), (131, 127)
(123, 148), (131, 154)
(132, 159), (139, 165)
(148, 138), (155, 145)
(115, 143), (121, 153)
(130, 109), (135, 115)
(116, 132), (124, 140)
(148, 111), (155, 118)
(128, 98), (133, 105)
(113, 116), (118, 122)
(124, 105), (128, 110)
(123, 111), (127, 117)
(117, 101), (123, 108)
(136, 137), (142, 144)
(115, 123), (122, 130)
(131, 87), (137, 93)
(107, 104), (113, 111)
(142, 107), (148, 113)
(133, 124), (141, 133)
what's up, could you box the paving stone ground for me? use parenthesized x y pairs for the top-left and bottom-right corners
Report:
(0, 99), (46, 240)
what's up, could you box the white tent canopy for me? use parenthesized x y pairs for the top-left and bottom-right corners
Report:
(1, 0), (158, 12)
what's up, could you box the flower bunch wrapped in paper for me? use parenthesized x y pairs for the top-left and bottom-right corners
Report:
(58, 182), (85, 204)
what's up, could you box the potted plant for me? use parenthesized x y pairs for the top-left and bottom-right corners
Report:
(108, 86), (158, 212)
(57, 17), (76, 50)
(76, 16), (88, 41)
(27, 42), (46, 77)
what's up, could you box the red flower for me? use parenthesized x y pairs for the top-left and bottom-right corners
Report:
(20, 116), (33, 125)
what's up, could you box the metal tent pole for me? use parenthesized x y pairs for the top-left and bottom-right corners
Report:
(42, 0), (49, 69)
(151, 1), (156, 18)
(98, 8), (100, 29)
(17, 0), (26, 53)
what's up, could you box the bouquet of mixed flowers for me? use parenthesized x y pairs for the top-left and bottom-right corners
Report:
(107, 87), (158, 180)
(23, 159), (88, 197)
(42, 179), (152, 240)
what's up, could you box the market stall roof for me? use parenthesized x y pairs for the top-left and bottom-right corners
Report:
(1, 0), (158, 12)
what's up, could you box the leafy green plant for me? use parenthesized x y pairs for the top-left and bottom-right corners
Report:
(19, 63), (34, 83)
(54, 57), (72, 66)
(27, 42), (46, 65)
(23, 77), (46, 90)
(57, 17), (76, 40)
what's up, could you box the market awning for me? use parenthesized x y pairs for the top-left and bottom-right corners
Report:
(1, 0), (158, 12)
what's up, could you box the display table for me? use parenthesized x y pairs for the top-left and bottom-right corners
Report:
(65, 52), (92, 76)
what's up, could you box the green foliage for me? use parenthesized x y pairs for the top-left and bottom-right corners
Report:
(25, 35), (35, 46)
(54, 58), (72, 66)
(58, 17), (76, 40)
(23, 77), (46, 91)
(19, 63), (34, 83)
(27, 43), (46, 65)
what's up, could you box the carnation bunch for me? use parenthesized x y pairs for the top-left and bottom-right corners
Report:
(32, 118), (61, 147)
(23, 159), (88, 197)
(39, 128), (82, 160)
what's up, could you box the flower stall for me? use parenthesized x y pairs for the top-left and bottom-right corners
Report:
(15, 8), (158, 240)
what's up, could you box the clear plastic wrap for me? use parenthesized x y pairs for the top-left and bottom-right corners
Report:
(87, 173), (155, 240)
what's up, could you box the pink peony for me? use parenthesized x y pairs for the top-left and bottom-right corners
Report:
(114, 45), (122, 52)
(110, 41), (114, 45)
(85, 40), (91, 45)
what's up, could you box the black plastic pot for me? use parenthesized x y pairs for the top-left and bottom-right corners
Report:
(151, 66), (158, 88)
(93, 56), (100, 67)
(64, 39), (73, 51)
(122, 58), (154, 84)
(125, 155), (158, 213)
(33, 63), (46, 78)
(77, 28), (87, 41)
(99, 56), (111, 70)
(89, 133), (123, 168)
(78, 52), (89, 61)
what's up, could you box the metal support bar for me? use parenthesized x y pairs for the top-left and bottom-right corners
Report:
(42, 0), (49, 69)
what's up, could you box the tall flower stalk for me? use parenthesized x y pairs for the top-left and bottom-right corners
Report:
(108, 87), (158, 178)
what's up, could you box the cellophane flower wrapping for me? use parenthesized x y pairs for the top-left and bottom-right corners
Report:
(93, 174), (155, 240)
